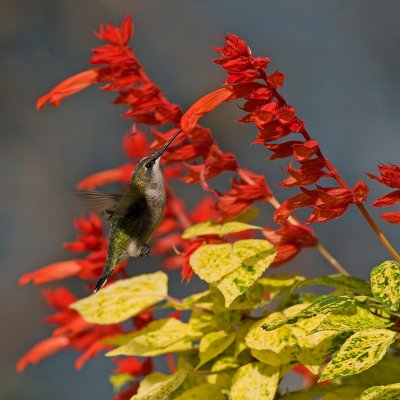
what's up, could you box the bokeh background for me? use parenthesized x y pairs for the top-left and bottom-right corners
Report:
(2, 0), (400, 398)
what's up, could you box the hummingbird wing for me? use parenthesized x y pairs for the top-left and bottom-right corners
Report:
(76, 190), (123, 219)
(76, 190), (145, 220)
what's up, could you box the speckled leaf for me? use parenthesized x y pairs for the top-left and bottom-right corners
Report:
(263, 296), (358, 331)
(355, 383), (400, 400)
(245, 315), (299, 366)
(211, 355), (239, 372)
(230, 362), (280, 400)
(166, 290), (213, 311)
(107, 318), (197, 357)
(70, 271), (167, 324)
(197, 330), (235, 367)
(371, 260), (400, 311)
(172, 383), (226, 400)
(189, 243), (236, 283)
(319, 329), (398, 382)
(314, 306), (392, 332)
(182, 220), (261, 239)
(299, 275), (371, 295)
(217, 240), (276, 306)
(132, 369), (188, 400)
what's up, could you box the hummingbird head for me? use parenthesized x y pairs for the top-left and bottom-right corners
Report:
(131, 129), (182, 191)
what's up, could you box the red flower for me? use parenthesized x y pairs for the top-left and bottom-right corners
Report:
(263, 223), (318, 266)
(77, 164), (133, 190)
(95, 15), (133, 46)
(36, 69), (100, 109)
(181, 88), (232, 132)
(216, 168), (272, 221)
(352, 180), (369, 204)
(267, 71), (285, 88)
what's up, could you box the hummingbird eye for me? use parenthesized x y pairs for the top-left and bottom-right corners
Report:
(145, 161), (154, 169)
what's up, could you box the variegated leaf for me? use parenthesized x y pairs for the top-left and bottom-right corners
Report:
(355, 383), (400, 400)
(107, 318), (197, 357)
(173, 383), (226, 400)
(319, 329), (398, 382)
(70, 271), (167, 324)
(197, 330), (235, 367)
(133, 369), (188, 400)
(230, 362), (280, 400)
(371, 260), (400, 311)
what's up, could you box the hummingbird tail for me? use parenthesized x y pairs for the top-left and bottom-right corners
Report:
(94, 272), (112, 293)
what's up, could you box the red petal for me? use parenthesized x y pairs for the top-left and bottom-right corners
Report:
(19, 260), (83, 286)
(181, 88), (232, 132)
(17, 336), (70, 372)
(371, 190), (400, 207)
(267, 71), (285, 88)
(380, 212), (400, 224)
(36, 69), (100, 109)
(352, 180), (369, 204)
(123, 130), (150, 160)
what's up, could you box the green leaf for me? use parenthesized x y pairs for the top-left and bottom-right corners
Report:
(107, 318), (198, 357)
(166, 290), (213, 311)
(211, 355), (239, 372)
(172, 383), (226, 400)
(182, 220), (261, 239)
(319, 329), (398, 382)
(371, 260), (400, 311)
(230, 362), (280, 400)
(262, 296), (358, 331)
(197, 331), (235, 367)
(321, 387), (366, 400)
(70, 271), (167, 324)
(355, 384), (400, 400)
(314, 306), (392, 333)
(299, 275), (371, 295)
(109, 373), (134, 393)
(217, 240), (276, 306)
(133, 369), (188, 400)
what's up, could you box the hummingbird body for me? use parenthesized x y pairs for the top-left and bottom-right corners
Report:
(77, 129), (182, 293)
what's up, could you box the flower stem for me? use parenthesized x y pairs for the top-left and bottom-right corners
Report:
(268, 196), (349, 275)
(356, 203), (400, 263)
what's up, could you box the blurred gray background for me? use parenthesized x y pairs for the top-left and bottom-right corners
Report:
(2, 0), (400, 398)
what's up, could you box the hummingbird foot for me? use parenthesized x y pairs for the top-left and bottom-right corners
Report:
(139, 244), (151, 258)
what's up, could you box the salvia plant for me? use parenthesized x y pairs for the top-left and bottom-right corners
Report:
(18, 15), (400, 400)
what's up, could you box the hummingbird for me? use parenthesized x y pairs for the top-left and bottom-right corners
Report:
(78, 129), (182, 293)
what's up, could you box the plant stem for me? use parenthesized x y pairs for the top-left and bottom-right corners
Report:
(357, 203), (400, 263)
(268, 196), (350, 275)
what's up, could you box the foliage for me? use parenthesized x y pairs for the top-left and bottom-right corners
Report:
(18, 14), (400, 400)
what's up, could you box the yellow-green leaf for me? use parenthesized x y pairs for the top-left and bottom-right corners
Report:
(314, 306), (392, 332)
(230, 362), (280, 400)
(355, 383), (400, 400)
(245, 315), (299, 366)
(321, 387), (365, 400)
(107, 318), (197, 357)
(217, 240), (276, 306)
(190, 243), (236, 283)
(197, 331), (235, 367)
(319, 329), (398, 382)
(133, 369), (188, 400)
(182, 220), (261, 239)
(371, 260), (400, 311)
(70, 272), (167, 324)
(109, 373), (134, 393)
(173, 383), (226, 400)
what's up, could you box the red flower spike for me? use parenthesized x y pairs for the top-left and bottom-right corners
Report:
(352, 180), (369, 204)
(367, 163), (400, 189)
(264, 141), (303, 160)
(181, 88), (232, 132)
(274, 193), (315, 224)
(214, 33), (252, 59)
(278, 159), (325, 188)
(256, 120), (291, 143)
(17, 336), (70, 372)
(292, 140), (319, 162)
(277, 106), (296, 125)
(42, 287), (77, 309)
(95, 15), (134, 46)
(379, 212), (400, 224)
(36, 69), (100, 109)
(267, 71), (285, 88)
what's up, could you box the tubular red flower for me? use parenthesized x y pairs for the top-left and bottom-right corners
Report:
(77, 164), (133, 190)
(36, 69), (100, 109)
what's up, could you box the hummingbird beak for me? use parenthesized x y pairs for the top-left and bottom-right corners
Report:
(155, 129), (182, 159)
